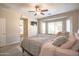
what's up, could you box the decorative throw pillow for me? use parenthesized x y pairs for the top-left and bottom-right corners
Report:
(52, 36), (68, 47)
(60, 33), (76, 49)
(56, 32), (65, 37)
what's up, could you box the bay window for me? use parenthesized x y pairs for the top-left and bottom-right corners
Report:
(48, 21), (63, 34)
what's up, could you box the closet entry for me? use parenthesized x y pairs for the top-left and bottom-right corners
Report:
(0, 18), (6, 47)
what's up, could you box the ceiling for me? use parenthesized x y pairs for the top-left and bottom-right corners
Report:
(0, 3), (79, 18)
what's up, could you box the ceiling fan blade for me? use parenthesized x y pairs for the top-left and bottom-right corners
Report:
(40, 13), (45, 15)
(34, 13), (37, 16)
(41, 9), (48, 12)
(28, 11), (35, 12)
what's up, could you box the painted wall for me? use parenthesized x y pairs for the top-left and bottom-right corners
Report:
(21, 12), (38, 37)
(77, 11), (79, 33)
(0, 7), (21, 46)
(28, 15), (38, 37)
(0, 6), (38, 47)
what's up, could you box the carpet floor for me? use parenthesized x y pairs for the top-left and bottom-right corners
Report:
(0, 43), (30, 56)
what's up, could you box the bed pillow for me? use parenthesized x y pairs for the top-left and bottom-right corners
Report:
(65, 32), (69, 38)
(72, 33), (79, 51)
(60, 33), (76, 49)
(72, 41), (79, 51)
(52, 36), (68, 47)
(75, 33), (79, 40)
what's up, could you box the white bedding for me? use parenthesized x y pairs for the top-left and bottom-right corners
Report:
(21, 34), (56, 56)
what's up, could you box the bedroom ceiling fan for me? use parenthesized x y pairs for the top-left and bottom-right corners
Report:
(28, 5), (48, 16)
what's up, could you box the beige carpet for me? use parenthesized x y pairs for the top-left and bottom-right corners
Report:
(0, 43), (30, 56)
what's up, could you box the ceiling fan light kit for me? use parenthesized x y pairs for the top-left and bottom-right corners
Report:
(28, 5), (48, 16)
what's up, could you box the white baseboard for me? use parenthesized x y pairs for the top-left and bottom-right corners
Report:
(6, 41), (21, 46)
(0, 41), (21, 47)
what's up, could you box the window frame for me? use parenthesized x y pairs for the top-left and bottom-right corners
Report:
(47, 20), (63, 34)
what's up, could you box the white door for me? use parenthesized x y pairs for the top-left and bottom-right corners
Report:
(0, 18), (6, 47)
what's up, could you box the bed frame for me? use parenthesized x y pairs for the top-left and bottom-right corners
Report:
(21, 46), (34, 56)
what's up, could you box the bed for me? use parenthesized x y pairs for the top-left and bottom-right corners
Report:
(21, 34), (56, 56)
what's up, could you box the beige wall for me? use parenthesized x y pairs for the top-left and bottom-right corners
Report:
(0, 6), (78, 46)
(28, 18), (38, 37)
(22, 13), (38, 37)
(0, 7), (21, 46)
(77, 11), (79, 32)
(0, 7), (38, 46)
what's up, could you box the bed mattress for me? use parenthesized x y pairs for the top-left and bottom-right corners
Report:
(21, 34), (56, 55)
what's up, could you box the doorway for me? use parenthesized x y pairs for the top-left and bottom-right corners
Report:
(0, 18), (6, 47)
(19, 18), (28, 41)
